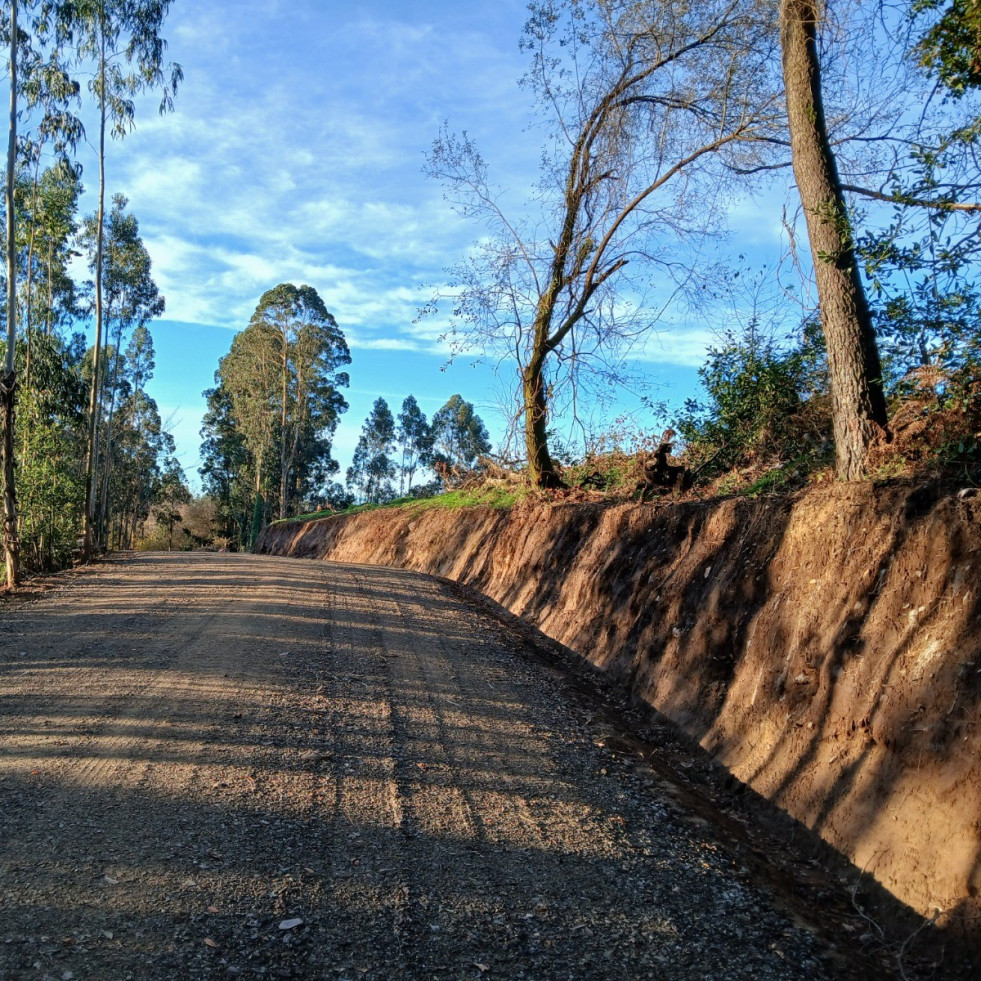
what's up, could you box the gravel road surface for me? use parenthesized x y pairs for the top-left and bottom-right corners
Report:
(0, 553), (913, 979)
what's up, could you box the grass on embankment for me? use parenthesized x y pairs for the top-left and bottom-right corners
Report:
(277, 482), (533, 526)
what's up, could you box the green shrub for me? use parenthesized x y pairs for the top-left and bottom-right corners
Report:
(676, 320), (831, 488)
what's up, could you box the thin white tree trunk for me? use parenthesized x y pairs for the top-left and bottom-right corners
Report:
(3, 0), (21, 587)
(84, 29), (108, 554)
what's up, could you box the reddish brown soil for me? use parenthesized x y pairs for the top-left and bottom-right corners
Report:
(2, 551), (939, 979)
(256, 481), (981, 944)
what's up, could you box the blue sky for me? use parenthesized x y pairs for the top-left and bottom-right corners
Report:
(66, 0), (794, 489)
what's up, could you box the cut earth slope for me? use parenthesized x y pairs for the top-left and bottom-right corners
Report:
(256, 482), (981, 938)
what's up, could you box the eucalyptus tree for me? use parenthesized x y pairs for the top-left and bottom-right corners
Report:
(15, 159), (83, 350)
(430, 394), (491, 476)
(427, 0), (784, 487)
(10, 158), (86, 569)
(14, 328), (87, 570)
(0, 0), (79, 586)
(151, 453), (189, 550)
(125, 322), (154, 391)
(218, 284), (350, 532)
(396, 394), (432, 494)
(347, 397), (397, 504)
(17, 31), (84, 353)
(56, 0), (181, 555)
(246, 284), (350, 520)
(2, 0), (81, 586)
(218, 323), (279, 542)
(3, 0), (20, 586)
(199, 380), (252, 544)
(81, 193), (163, 544)
(107, 386), (181, 547)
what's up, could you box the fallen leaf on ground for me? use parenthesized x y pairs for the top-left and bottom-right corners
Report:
(204, 937), (219, 948)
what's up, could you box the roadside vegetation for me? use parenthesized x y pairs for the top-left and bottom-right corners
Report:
(4, 1), (979, 569)
(203, 0), (981, 544)
(1, 2), (186, 583)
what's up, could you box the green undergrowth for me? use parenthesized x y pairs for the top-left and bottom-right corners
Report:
(275, 481), (532, 526)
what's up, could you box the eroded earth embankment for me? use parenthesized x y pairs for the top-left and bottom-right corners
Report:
(256, 482), (981, 935)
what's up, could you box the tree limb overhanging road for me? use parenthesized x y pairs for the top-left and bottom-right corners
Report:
(0, 553), (904, 979)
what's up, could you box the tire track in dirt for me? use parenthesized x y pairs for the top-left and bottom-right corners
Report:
(0, 552), (904, 979)
(318, 565), (843, 981)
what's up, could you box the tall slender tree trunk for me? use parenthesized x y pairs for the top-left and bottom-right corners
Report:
(2, 0), (20, 589)
(250, 455), (265, 548)
(46, 240), (53, 333)
(279, 348), (289, 520)
(23, 153), (42, 387)
(83, 31), (107, 556)
(780, 0), (888, 480)
(96, 320), (123, 547)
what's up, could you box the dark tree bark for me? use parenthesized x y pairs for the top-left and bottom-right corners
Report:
(780, 0), (888, 480)
(3, 0), (20, 588)
(83, 30), (107, 558)
(522, 359), (562, 489)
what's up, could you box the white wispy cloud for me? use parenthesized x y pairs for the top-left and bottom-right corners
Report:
(346, 335), (425, 353)
(86, 1), (542, 352)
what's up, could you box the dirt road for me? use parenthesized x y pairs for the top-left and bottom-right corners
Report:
(0, 553), (914, 979)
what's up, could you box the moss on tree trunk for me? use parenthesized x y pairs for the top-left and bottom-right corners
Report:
(780, 0), (888, 480)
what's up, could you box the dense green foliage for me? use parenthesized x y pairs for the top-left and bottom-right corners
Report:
(676, 321), (831, 489)
(396, 394), (433, 495)
(343, 393), (492, 507)
(199, 383), (251, 544)
(0, 0), (183, 581)
(1, 165), (182, 568)
(201, 284), (350, 543)
(914, 0), (981, 96)
(430, 394), (492, 475)
(14, 330), (87, 568)
(347, 397), (397, 505)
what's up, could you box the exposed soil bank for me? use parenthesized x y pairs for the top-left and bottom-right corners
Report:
(256, 482), (981, 934)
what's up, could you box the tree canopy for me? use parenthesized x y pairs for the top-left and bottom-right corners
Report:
(431, 394), (492, 475)
(208, 283), (350, 537)
(347, 397), (397, 505)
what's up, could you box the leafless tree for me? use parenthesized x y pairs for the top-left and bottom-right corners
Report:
(427, 0), (785, 487)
